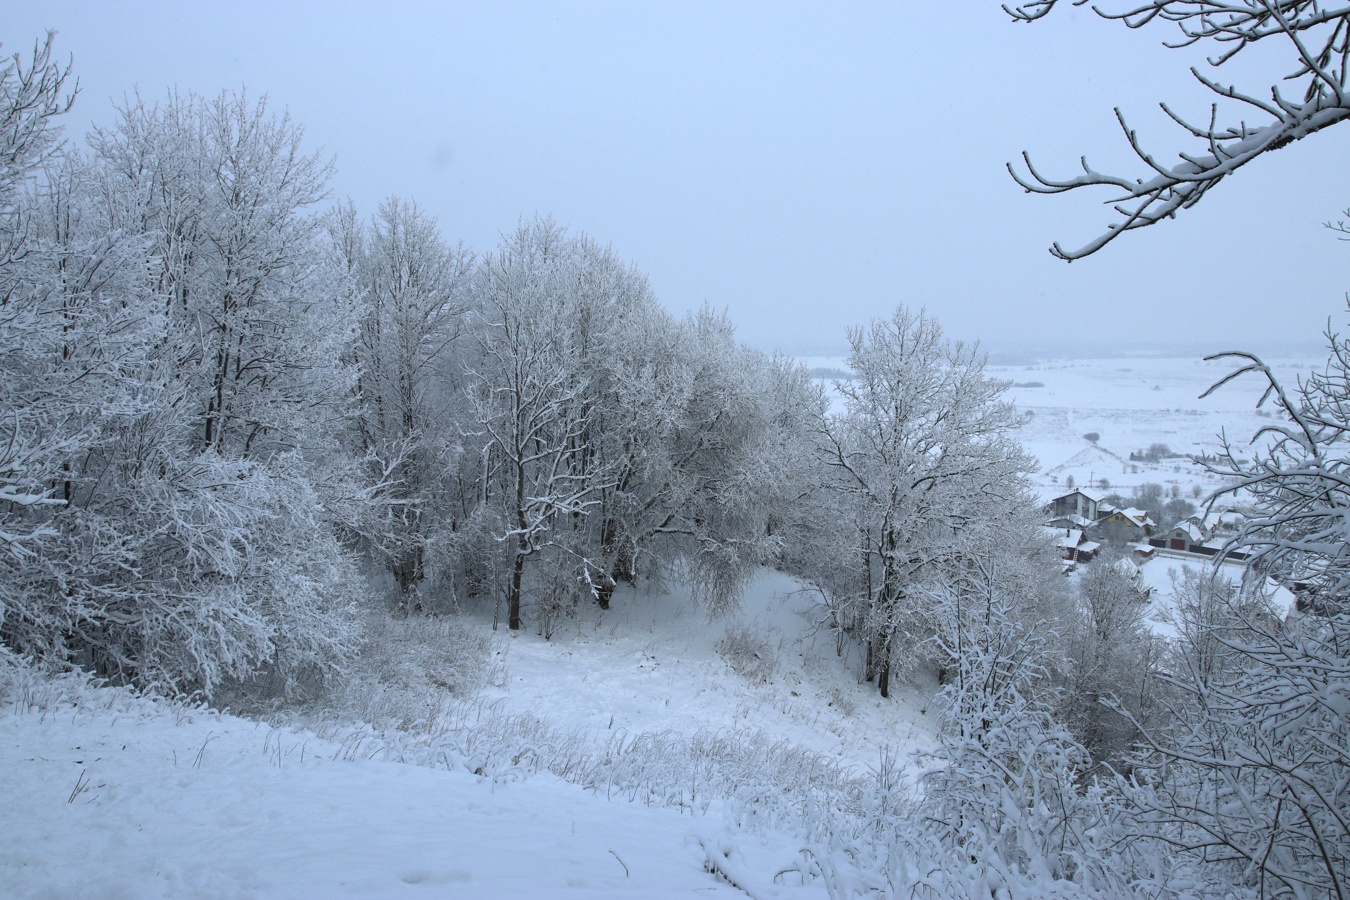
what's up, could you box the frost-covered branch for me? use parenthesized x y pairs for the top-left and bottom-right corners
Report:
(1007, 2), (1350, 259)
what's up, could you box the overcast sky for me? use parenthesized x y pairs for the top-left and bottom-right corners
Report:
(7, 2), (1348, 355)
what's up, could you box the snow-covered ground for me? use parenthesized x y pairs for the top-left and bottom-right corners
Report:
(0, 662), (816, 898)
(1, 571), (931, 898)
(491, 569), (936, 771)
(1134, 550), (1298, 639)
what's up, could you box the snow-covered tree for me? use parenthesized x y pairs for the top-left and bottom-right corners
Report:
(1108, 334), (1350, 896)
(89, 89), (341, 457)
(920, 573), (1126, 896)
(1006, 2), (1350, 259)
(0, 34), (72, 279)
(1063, 558), (1167, 769)
(0, 34), (77, 565)
(1164, 566), (1256, 691)
(816, 306), (1036, 696)
(606, 307), (813, 617)
(465, 219), (613, 631)
(0, 83), (365, 698)
(0, 39), (159, 667)
(330, 198), (472, 601)
(453, 220), (809, 631)
(530, 231), (669, 613)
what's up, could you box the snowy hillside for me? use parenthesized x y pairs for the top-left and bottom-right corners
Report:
(0, 663), (818, 898)
(1, 571), (933, 898)
(4, 352), (1335, 897)
(488, 570), (936, 769)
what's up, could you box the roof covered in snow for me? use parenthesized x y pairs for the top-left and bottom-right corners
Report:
(1135, 554), (1298, 640)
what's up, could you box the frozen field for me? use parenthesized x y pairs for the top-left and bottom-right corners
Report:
(996, 353), (1323, 500)
(809, 351), (1325, 501)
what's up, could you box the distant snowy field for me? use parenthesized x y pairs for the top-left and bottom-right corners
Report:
(998, 353), (1322, 500)
(3, 352), (1326, 898)
(808, 351), (1324, 499)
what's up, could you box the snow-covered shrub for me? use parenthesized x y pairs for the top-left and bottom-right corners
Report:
(531, 554), (588, 640)
(716, 622), (777, 684)
(1133, 340), (1350, 897)
(1123, 586), (1350, 897)
(928, 609), (1082, 877)
(856, 587), (1143, 898)
(12, 453), (363, 699)
(423, 504), (510, 615)
(350, 612), (501, 698)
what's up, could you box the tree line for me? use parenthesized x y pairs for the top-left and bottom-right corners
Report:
(0, 36), (1051, 703)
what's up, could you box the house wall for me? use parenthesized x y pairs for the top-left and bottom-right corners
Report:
(1049, 491), (1097, 521)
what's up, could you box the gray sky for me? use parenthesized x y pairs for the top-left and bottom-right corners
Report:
(7, 1), (1348, 355)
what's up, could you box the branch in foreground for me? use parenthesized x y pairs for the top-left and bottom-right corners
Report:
(1005, 2), (1350, 260)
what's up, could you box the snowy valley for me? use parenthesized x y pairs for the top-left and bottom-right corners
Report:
(3, 24), (1347, 895)
(3, 350), (1326, 898)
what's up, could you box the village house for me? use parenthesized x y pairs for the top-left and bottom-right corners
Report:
(1095, 506), (1155, 541)
(1146, 511), (1254, 561)
(1151, 516), (1212, 554)
(1045, 488), (1107, 525)
(1045, 526), (1101, 568)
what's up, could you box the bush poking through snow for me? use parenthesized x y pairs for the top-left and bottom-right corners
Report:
(352, 612), (501, 698)
(275, 610), (507, 736)
(716, 623), (777, 684)
(826, 686), (856, 717)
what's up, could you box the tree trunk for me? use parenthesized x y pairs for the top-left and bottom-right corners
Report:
(508, 546), (524, 631)
(509, 455), (527, 630)
(595, 567), (616, 610)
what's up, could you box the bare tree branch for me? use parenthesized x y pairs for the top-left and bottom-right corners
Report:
(1006, 2), (1350, 259)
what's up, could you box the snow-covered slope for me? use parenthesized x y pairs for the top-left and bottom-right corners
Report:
(9, 352), (1321, 897)
(0, 570), (933, 898)
(1, 669), (823, 897)
(491, 569), (936, 770)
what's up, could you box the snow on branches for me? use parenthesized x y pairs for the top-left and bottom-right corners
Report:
(1006, 2), (1350, 259)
